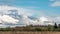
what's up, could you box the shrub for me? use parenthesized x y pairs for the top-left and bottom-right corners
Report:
(35, 28), (41, 31)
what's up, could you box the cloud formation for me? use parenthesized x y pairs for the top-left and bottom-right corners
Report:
(0, 5), (34, 27)
(51, 1), (60, 6)
(0, 15), (19, 23)
(0, 5), (58, 28)
(50, 0), (60, 6)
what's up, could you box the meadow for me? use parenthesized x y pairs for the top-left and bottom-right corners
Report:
(0, 31), (60, 34)
(0, 23), (59, 34)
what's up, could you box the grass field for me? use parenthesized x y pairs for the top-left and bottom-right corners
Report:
(0, 25), (59, 34)
(0, 31), (60, 34)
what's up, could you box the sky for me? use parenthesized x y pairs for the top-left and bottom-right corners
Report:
(0, 0), (60, 27)
(0, 0), (60, 17)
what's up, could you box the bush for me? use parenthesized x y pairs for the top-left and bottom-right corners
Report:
(35, 28), (41, 31)
(54, 23), (58, 29)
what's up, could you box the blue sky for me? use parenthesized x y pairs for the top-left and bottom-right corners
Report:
(0, 0), (60, 17)
(0, 0), (60, 27)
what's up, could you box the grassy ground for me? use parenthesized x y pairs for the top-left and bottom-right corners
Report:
(0, 25), (59, 34)
(0, 31), (60, 34)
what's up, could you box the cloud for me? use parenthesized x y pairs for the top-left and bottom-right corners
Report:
(0, 5), (33, 16)
(0, 5), (34, 27)
(1, 15), (19, 23)
(54, 16), (60, 23)
(49, 0), (60, 1)
(0, 5), (59, 28)
(51, 1), (60, 6)
(0, 15), (19, 24)
(39, 17), (49, 22)
(0, 5), (18, 10)
(38, 16), (54, 25)
(50, 0), (60, 7)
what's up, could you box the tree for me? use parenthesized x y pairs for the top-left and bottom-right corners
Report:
(54, 23), (57, 29)
(58, 24), (60, 28)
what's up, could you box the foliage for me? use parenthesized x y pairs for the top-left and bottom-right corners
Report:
(0, 25), (60, 31)
(54, 23), (58, 29)
(34, 28), (41, 31)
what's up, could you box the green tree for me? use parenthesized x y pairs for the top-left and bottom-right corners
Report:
(54, 23), (58, 29)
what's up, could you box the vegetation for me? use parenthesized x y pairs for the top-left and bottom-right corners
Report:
(0, 23), (60, 31)
(54, 23), (58, 29)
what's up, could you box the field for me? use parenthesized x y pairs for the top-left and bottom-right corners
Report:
(0, 31), (60, 34)
(0, 25), (59, 34)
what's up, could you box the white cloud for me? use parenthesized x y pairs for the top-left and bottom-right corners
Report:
(39, 17), (49, 22)
(0, 15), (19, 24)
(51, 1), (60, 6)
(0, 5), (34, 27)
(50, 0), (60, 7)
(0, 5), (33, 16)
(0, 5), (58, 27)
(54, 16), (60, 23)
(38, 16), (54, 25)
(49, 0), (60, 1)
(0, 5), (18, 10)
